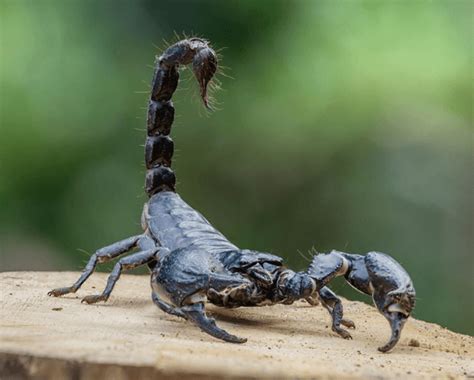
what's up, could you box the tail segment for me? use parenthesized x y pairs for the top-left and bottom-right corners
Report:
(145, 38), (218, 196)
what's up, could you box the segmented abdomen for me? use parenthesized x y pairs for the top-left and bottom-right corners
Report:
(146, 191), (238, 254)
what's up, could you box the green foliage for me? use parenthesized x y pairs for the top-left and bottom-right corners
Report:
(0, 0), (472, 334)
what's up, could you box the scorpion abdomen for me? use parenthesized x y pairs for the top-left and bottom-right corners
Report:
(146, 191), (238, 254)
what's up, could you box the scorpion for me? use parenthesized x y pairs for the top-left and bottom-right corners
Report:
(48, 37), (416, 352)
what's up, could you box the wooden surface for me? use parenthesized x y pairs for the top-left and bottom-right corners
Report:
(1, 272), (473, 379)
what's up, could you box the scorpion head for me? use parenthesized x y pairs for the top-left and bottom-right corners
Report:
(189, 38), (218, 108)
(364, 252), (416, 352)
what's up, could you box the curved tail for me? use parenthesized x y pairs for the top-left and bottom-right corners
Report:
(145, 38), (218, 196)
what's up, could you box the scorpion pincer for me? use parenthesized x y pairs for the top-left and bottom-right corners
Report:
(48, 37), (416, 352)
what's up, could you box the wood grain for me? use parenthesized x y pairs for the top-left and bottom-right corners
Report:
(1, 272), (472, 379)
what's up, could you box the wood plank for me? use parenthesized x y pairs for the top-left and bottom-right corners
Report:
(1, 272), (472, 379)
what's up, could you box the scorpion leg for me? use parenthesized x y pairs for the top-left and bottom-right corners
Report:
(81, 248), (159, 304)
(152, 258), (251, 343)
(48, 235), (143, 297)
(151, 292), (187, 319)
(177, 272), (254, 343)
(181, 272), (256, 343)
(318, 286), (355, 339)
(305, 294), (320, 306)
(181, 302), (247, 344)
(274, 269), (354, 339)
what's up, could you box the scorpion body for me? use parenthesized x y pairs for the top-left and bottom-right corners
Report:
(49, 38), (416, 352)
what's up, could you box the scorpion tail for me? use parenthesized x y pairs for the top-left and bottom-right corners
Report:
(145, 38), (218, 197)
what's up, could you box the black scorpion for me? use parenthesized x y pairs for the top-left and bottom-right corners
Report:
(49, 38), (416, 352)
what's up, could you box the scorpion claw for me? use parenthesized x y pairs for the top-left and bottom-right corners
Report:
(182, 303), (247, 344)
(377, 311), (407, 353)
(81, 294), (107, 304)
(310, 251), (415, 351)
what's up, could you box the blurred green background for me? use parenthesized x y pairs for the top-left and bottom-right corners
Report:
(0, 1), (472, 335)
